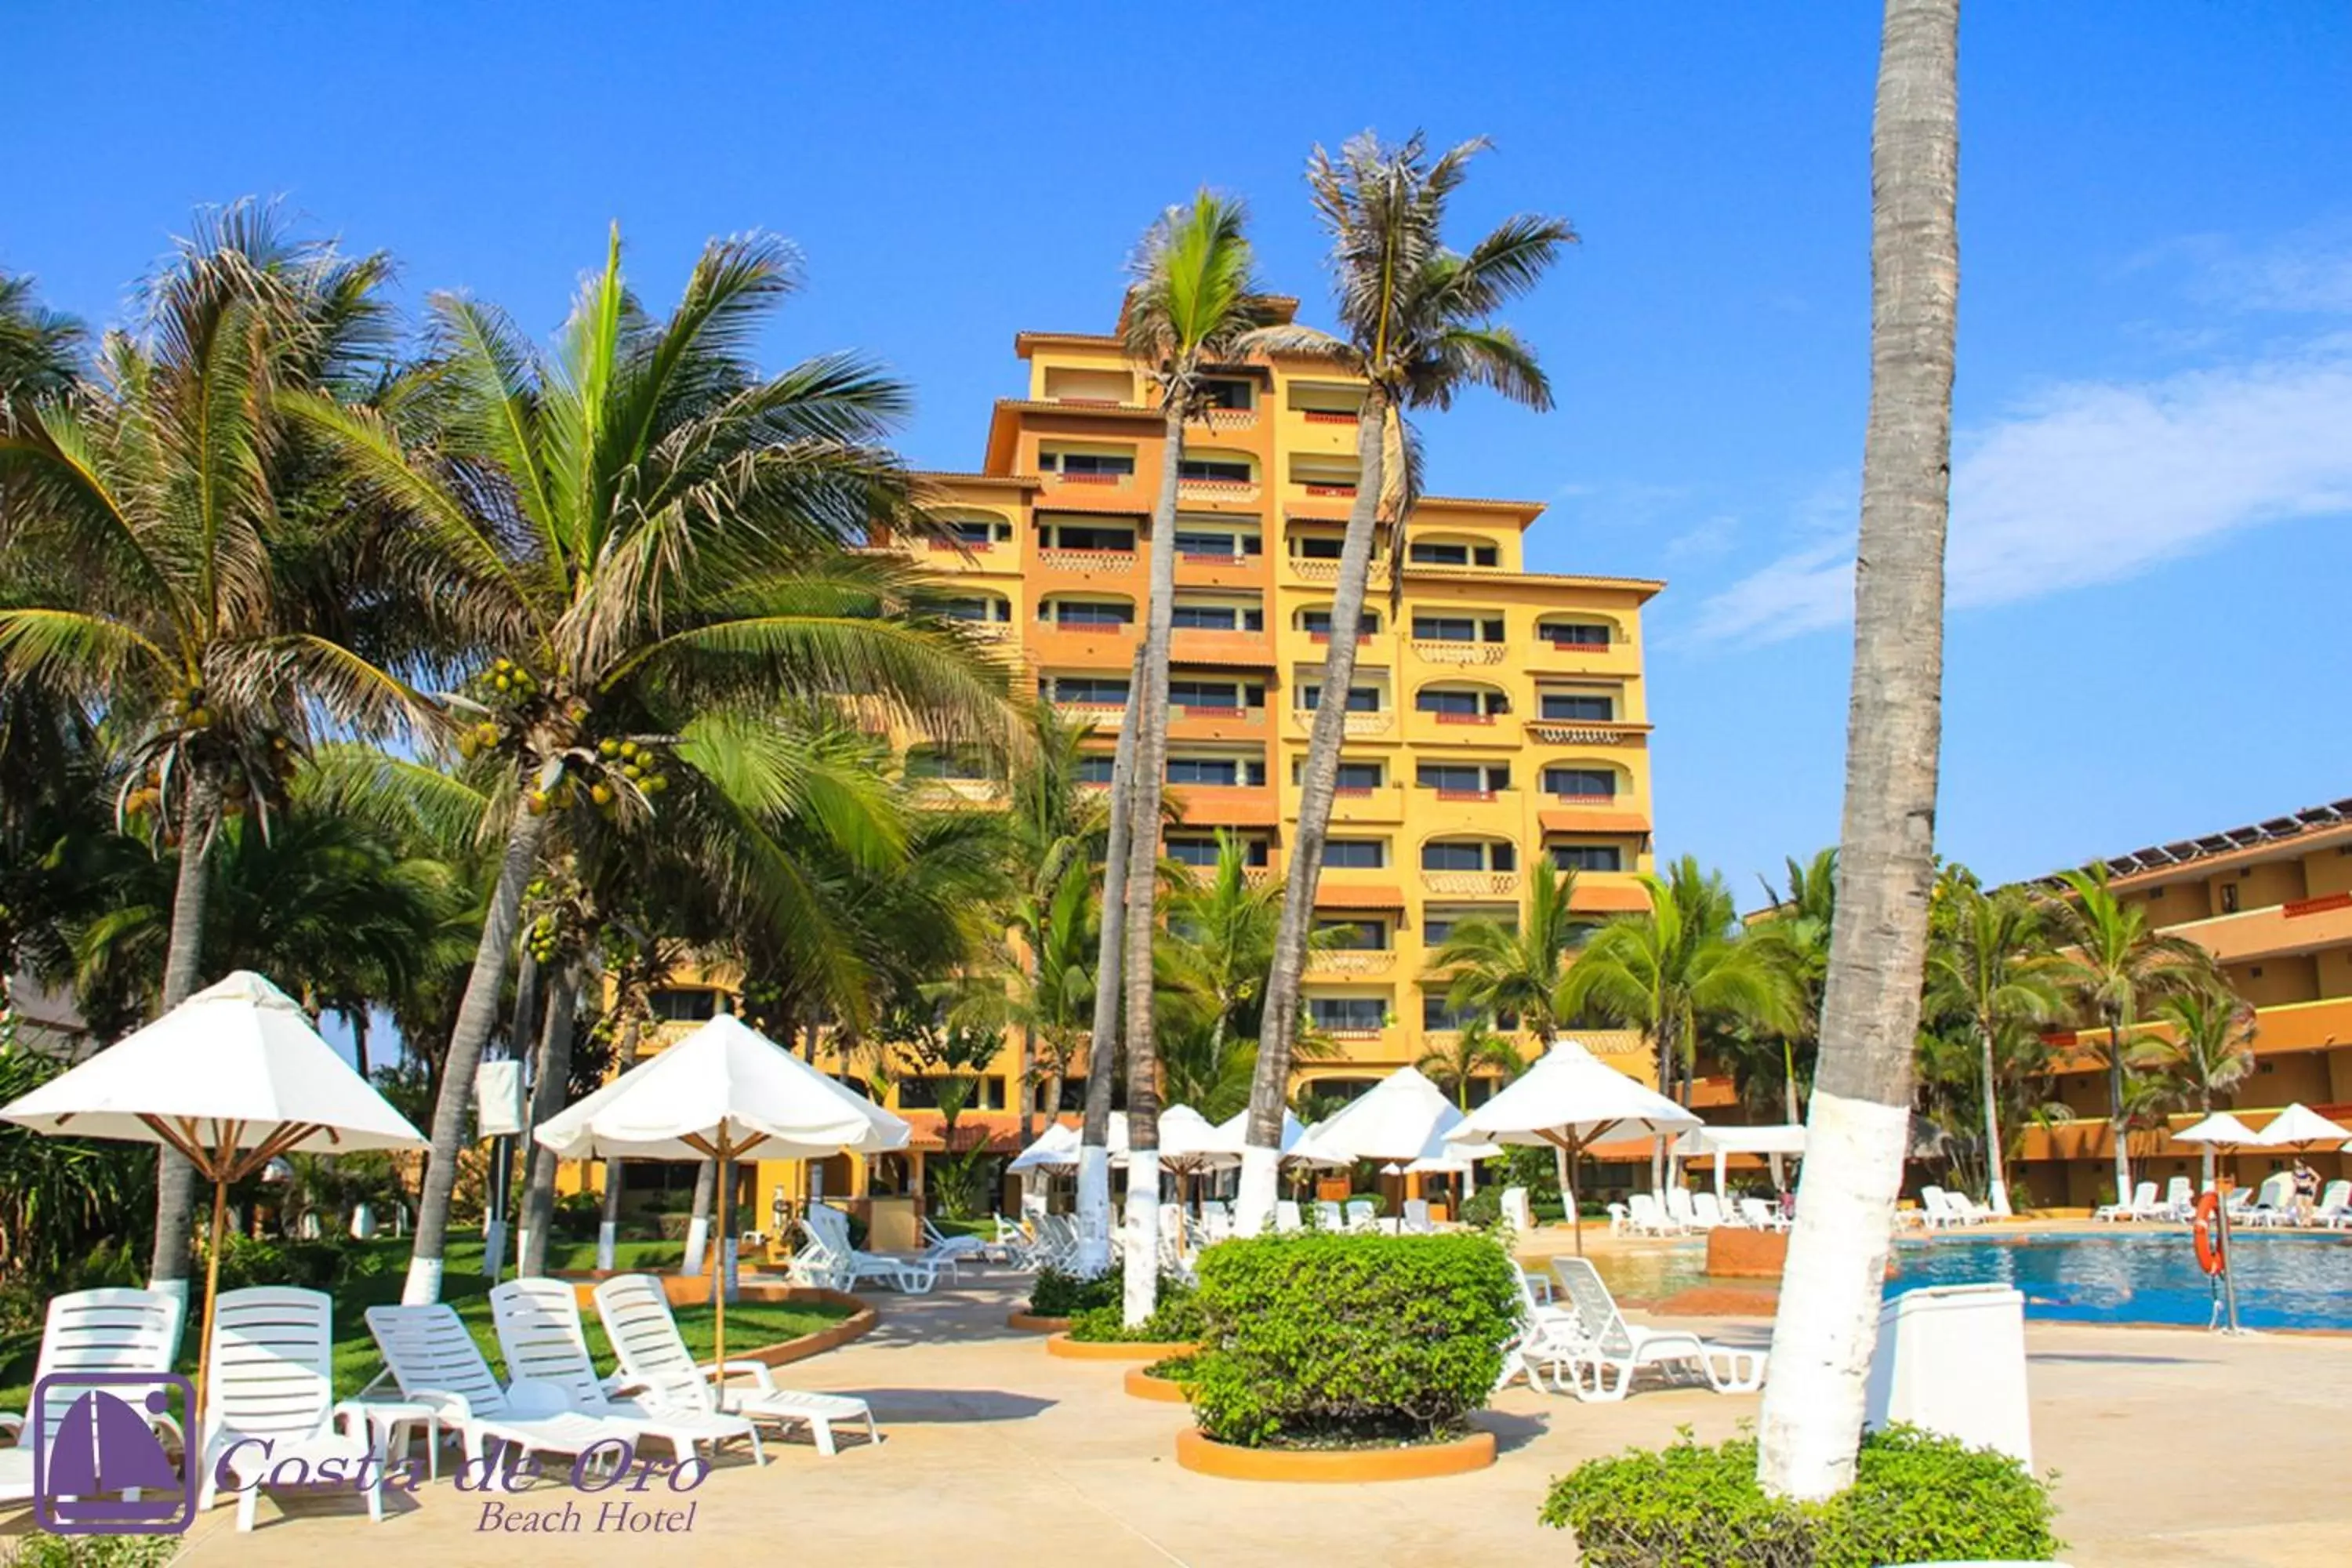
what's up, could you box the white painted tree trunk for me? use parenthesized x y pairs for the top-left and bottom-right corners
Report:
(1074, 1145), (1112, 1276)
(596, 1219), (619, 1271)
(1122, 1152), (1162, 1327)
(1233, 1145), (1281, 1237)
(1980, 1025), (2013, 1216)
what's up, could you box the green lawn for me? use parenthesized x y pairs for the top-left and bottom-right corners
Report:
(0, 1236), (853, 1411)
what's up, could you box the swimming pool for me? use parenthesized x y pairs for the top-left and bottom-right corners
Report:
(1891, 1230), (2352, 1331)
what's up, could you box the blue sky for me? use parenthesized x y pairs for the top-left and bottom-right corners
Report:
(9, 2), (2349, 902)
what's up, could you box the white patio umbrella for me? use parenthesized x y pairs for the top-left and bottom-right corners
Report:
(2252, 1102), (2352, 1151)
(1211, 1106), (1345, 1166)
(2174, 1112), (2263, 1333)
(1450, 1038), (1700, 1254)
(1007, 1120), (1084, 1174)
(0, 971), (426, 1414)
(1289, 1066), (1491, 1164)
(1138, 1105), (1231, 1175)
(533, 1012), (908, 1365)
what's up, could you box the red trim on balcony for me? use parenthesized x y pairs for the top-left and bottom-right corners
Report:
(1433, 713), (1497, 725)
(1301, 410), (1360, 425)
(1434, 789), (1497, 802)
(2285, 891), (2352, 919)
(1054, 471), (1127, 485)
(1180, 551), (1243, 564)
(1304, 484), (1358, 497)
(1176, 706), (1245, 719)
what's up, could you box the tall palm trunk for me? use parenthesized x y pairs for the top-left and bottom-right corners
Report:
(402, 802), (552, 1303)
(1759, 0), (1958, 1502)
(517, 962), (581, 1277)
(2104, 1004), (2132, 1210)
(1018, 1012), (1038, 1149)
(1236, 390), (1387, 1233)
(1075, 646), (1143, 1274)
(597, 1015), (644, 1268)
(1120, 403), (1185, 1325)
(683, 1156), (717, 1278)
(1980, 1024), (2013, 1215)
(482, 949), (541, 1280)
(147, 771), (220, 1298)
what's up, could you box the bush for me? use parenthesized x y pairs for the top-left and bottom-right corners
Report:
(1458, 1187), (1502, 1229)
(1540, 1426), (2062, 1568)
(1028, 1267), (1119, 1318)
(1069, 1278), (1203, 1344)
(6, 1533), (178, 1568)
(212, 1232), (354, 1290)
(1186, 1232), (1519, 1449)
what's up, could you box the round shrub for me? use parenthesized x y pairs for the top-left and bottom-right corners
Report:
(1539, 1426), (2061, 1568)
(1186, 1232), (1519, 1448)
(1027, 1266), (1120, 1319)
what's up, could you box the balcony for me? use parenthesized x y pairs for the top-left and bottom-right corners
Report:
(1530, 637), (1639, 675)
(1046, 470), (1135, 493)
(1033, 547), (1139, 579)
(1421, 869), (1522, 898)
(1025, 622), (1138, 667)
(1054, 701), (1127, 733)
(1327, 785), (1406, 826)
(1282, 554), (1390, 588)
(1178, 476), (1261, 505)
(1522, 719), (1651, 749)
(1169, 627), (1275, 666)
(2149, 894), (2352, 967)
(1173, 551), (1267, 590)
(1169, 784), (1278, 828)
(1286, 709), (1396, 741)
(1167, 702), (1268, 742)
(1410, 639), (1508, 667)
(1308, 949), (1396, 977)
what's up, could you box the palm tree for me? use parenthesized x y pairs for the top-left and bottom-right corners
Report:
(2040, 866), (2215, 1213)
(1417, 1018), (1525, 1111)
(1564, 857), (1793, 1186)
(1110, 192), (1279, 1321)
(2140, 987), (2256, 1190)
(1232, 133), (1574, 1234)
(1428, 855), (1588, 1044)
(290, 229), (1012, 1303)
(0, 273), (83, 415)
(0, 207), (416, 1295)
(1756, 0), (1960, 1501)
(1003, 702), (1113, 1142)
(1748, 849), (1838, 1124)
(1922, 879), (2062, 1215)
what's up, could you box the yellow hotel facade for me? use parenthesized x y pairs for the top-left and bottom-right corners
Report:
(580, 307), (1667, 1221)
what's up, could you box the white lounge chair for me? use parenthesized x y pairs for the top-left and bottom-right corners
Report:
(2158, 1176), (2194, 1221)
(1626, 1192), (1678, 1236)
(1313, 1200), (1345, 1230)
(489, 1279), (759, 1466)
(2241, 1171), (2295, 1229)
(1664, 1187), (1701, 1232)
(1274, 1200), (1304, 1233)
(2095, 1181), (2157, 1223)
(919, 1218), (989, 1279)
(2314, 1179), (2352, 1229)
(1498, 1268), (1587, 1393)
(1739, 1197), (1791, 1232)
(988, 1214), (1038, 1268)
(0, 1287), (185, 1508)
(1343, 1199), (1377, 1232)
(801, 1209), (938, 1294)
(200, 1287), (381, 1530)
(1400, 1199), (1435, 1235)
(593, 1275), (877, 1457)
(1689, 1192), (1727, 1230)
(1606, 1202), (1631, 1236)
(1548, 1257), (1766, 1401)
(363, 1303), (641, 1479)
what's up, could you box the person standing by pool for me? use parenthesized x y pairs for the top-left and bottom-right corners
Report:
(2292, 1159), (2321, 1226)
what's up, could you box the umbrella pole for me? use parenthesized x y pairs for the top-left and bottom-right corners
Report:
(195, 1171), (227, 1426)
(713, 1135), (731, 1372)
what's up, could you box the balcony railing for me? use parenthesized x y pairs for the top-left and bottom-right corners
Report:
(1430, 788), (1500, 803)
(1036, 549), (1138, 573)
(1308, 950), (1396, 975)
(1428, 711), (1500, 726)
(1178, 477), (1260, 499)
(1284, 556), (1390, 584)
(1410, 640), (1508, 666)
(1421, 870), (1522, 898)
(1299, 409), (1361, 425)
(1288, 710), (1394, 739)
(1050, 470), (1131, 487)
(1522, 720), (1650, 747)
(1170, 704), (1265, 726)
(1301, 483), (1359, 498)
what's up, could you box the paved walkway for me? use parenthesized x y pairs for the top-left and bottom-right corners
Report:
(66, 1258), (2352, 1566)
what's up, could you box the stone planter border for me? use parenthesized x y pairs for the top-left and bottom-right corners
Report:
(1045, 1331), (1201, 1362)
(1173, 1426), (1496, 1483)
(1123, 1366), (1191, 1403)
(1006, 1312), (1070, 1333)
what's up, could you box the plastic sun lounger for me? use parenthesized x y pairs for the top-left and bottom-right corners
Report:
(0, 1287), (185, 1508)
(1549, 1257), (1766, 1402)
(364, 1303), (641, 1480)
(593, 1275), (878, 1457)
(201, 1288), (381, 1530)
(489, 1279), (760, 1466)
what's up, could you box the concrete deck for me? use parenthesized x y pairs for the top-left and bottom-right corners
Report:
(100, 1255), (2352, 1567)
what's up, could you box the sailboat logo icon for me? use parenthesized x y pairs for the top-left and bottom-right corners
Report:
(31, 1373), (195, 1536)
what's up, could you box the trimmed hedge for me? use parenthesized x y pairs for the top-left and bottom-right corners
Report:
(1069, 1278), (1203, 1344)
(1028, 1267), (1120, 1319)
(1540, 1427), (2062, 1568)
(1186, 1232), (1519, 1448)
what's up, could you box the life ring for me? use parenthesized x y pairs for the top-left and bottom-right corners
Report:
(2191, 1190), (2227, 1276)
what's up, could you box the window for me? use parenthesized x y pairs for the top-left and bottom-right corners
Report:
(896, 1076), (1007, 1112)
(1295, 535), (1345, 560)
(1323, 839), (1387, 869)
(1422, 994), (1481, 1032)
(1052, 676), (1130, 706)
(1415, 688), (1506, 717)
(1301, 608), (1379, 637)
(1422, 840), (1515, 872)
(1168, 680), (1241, 709)
(1541, 693), (1614, 721)
(1180, 456), (1253, 484)
(1047, 451), (1135, 477)
(1048, 524), (1135, 552)
(648, 988), (720, 1022)
(1167, 757), (1241, 786)
(1166, 837), (1222, 867)
(1541, 621), (1610, 646)
(1422, 909), (1516, 946)
(1308, 996), (1387, 1032)
(1172, 603), (1237, 630)
(1316, 918), (1387, 950)
(1550, 843), (1624, 871)
(1407, 541), (1500, 568)
(1301, 684), (1381, 713)
(1200, 378), (1254, 411)
(1175, 529), (1237, 557)
(1076, 754), (1116, 783)
(2220, 883), (2240, 913)
(946, 518), (1007, 546)
(1334, 762), (1385, 789)
(924, 597), (1004, 622)
(907, 749), (989, 780)
(1418, 764), (1508, 794)
(1411, 615), (1504, 643)
(1051, 600), (1133, 626)
(1544, 768), (1617, 799)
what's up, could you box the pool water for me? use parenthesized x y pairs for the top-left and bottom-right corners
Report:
(1891, 1231), (2352, 1331)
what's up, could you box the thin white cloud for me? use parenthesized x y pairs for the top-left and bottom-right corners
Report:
(1693, 344), (2352, 643)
